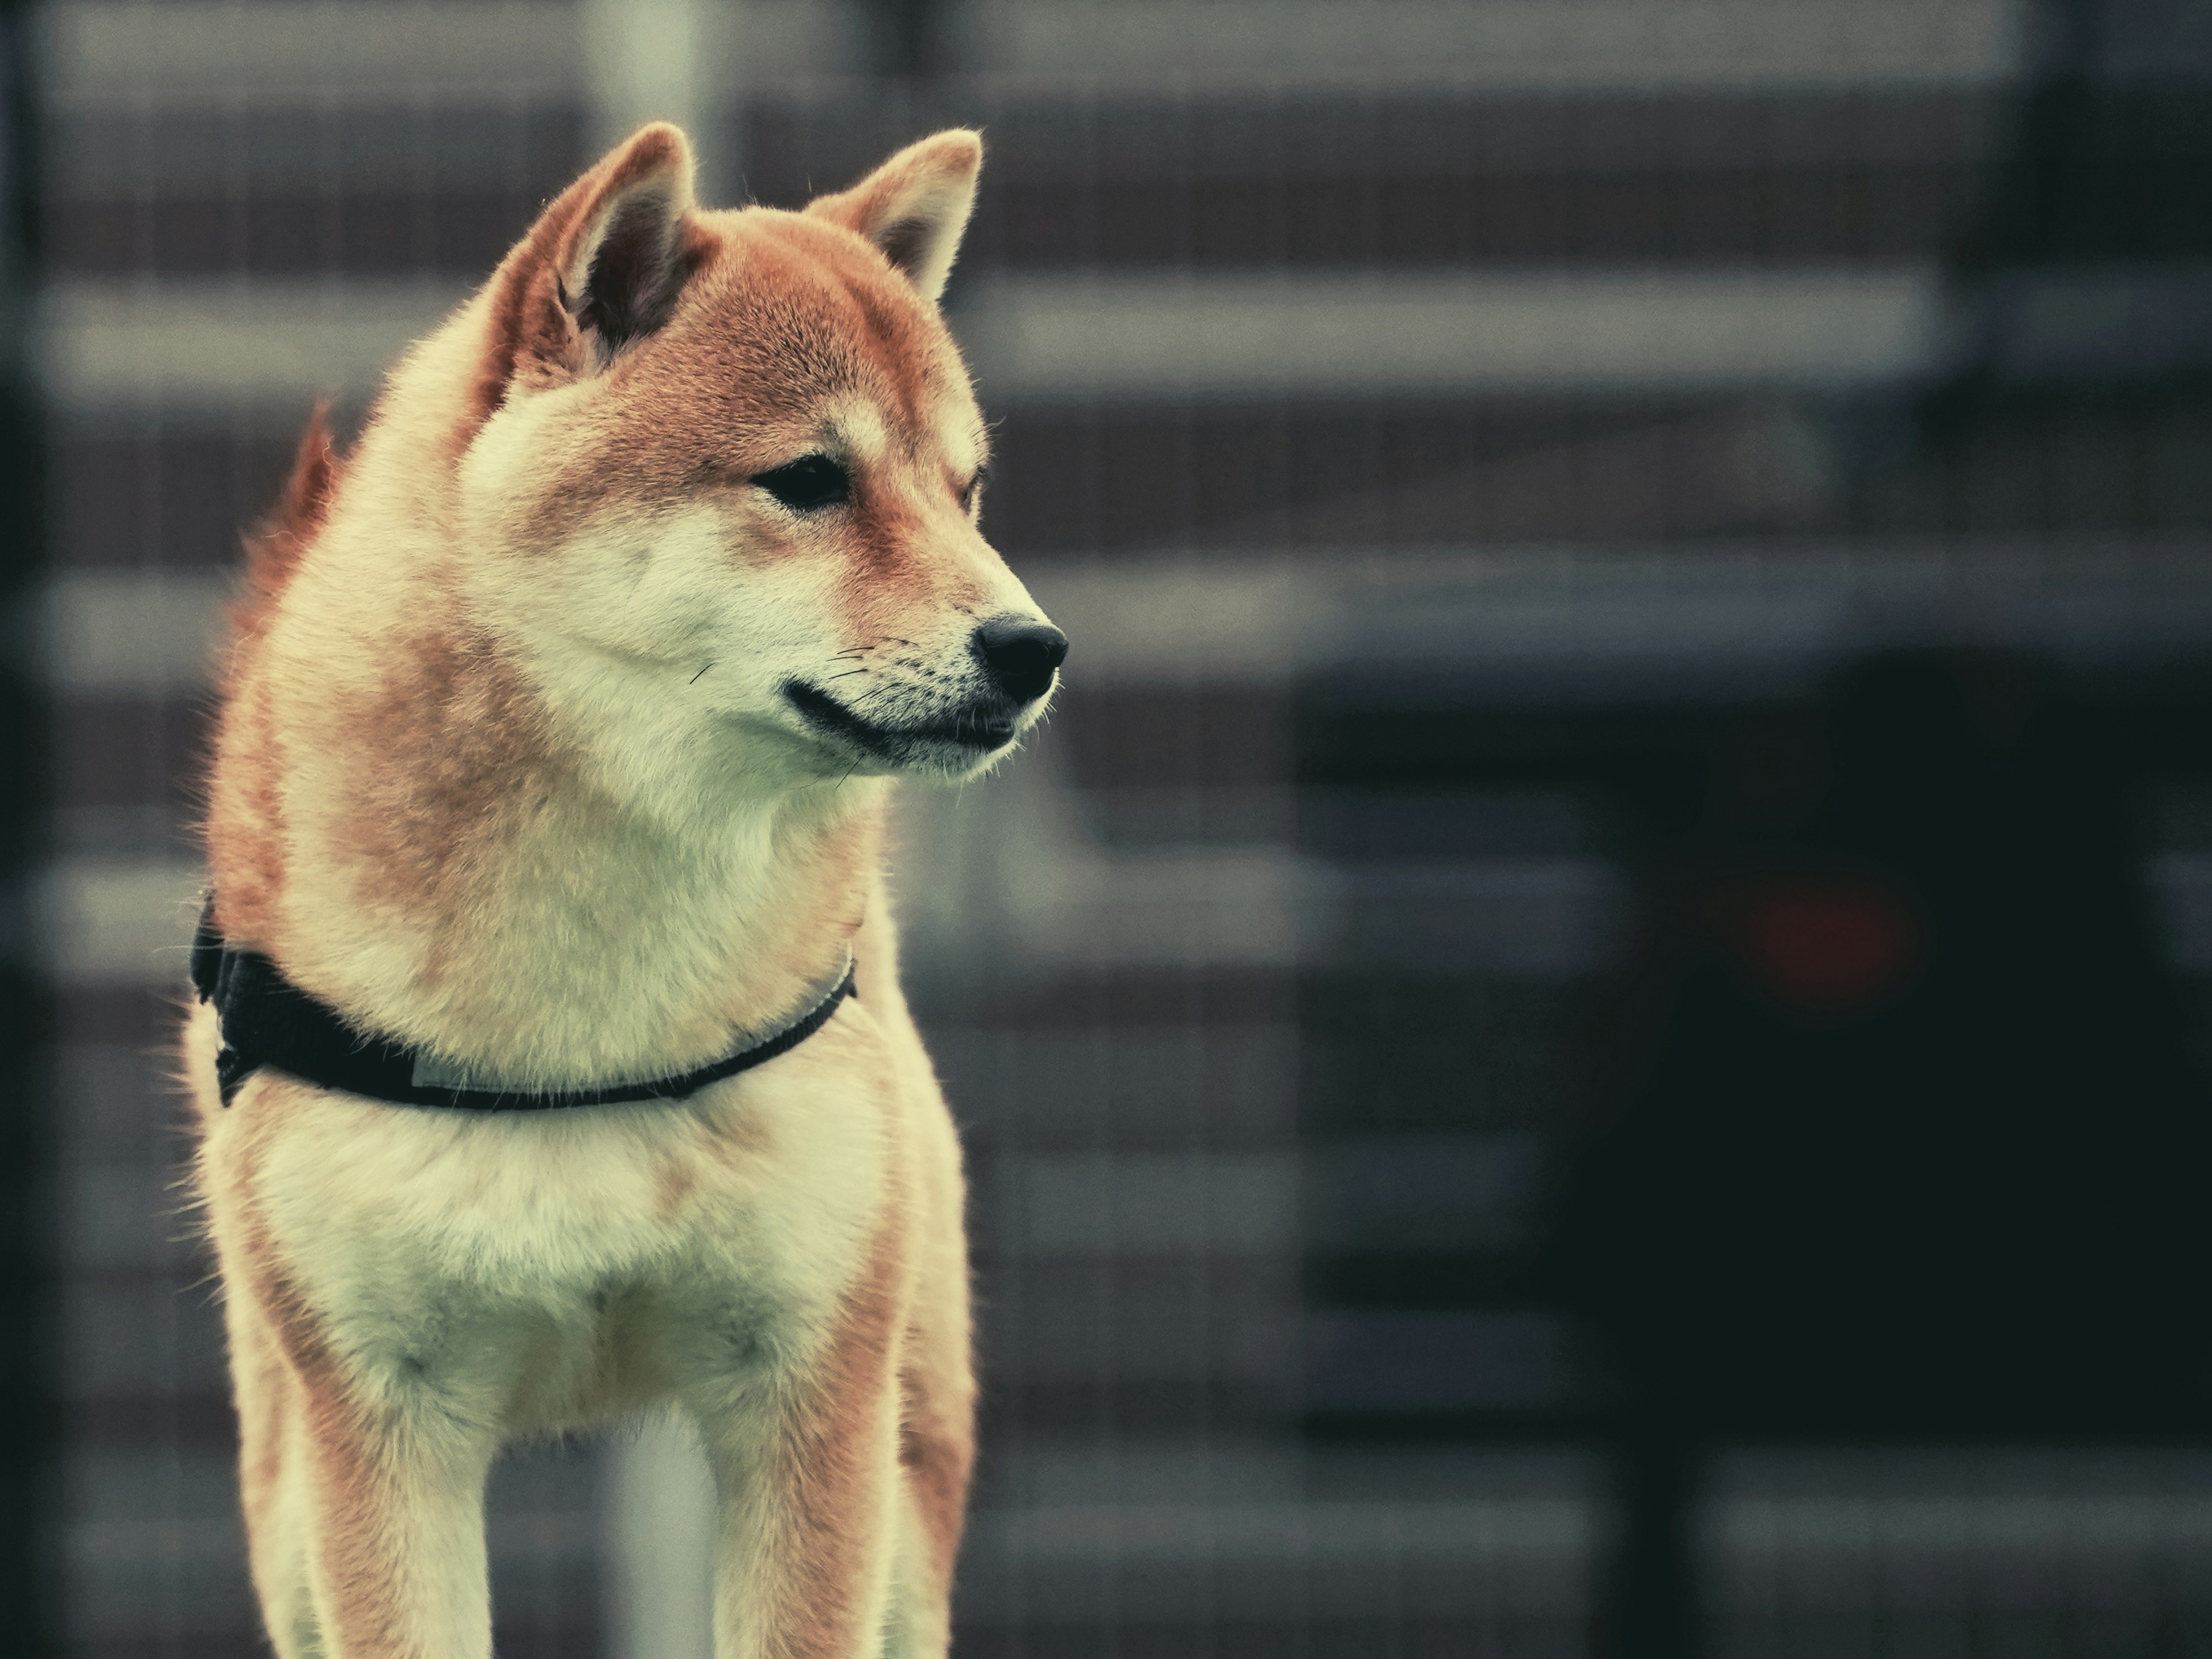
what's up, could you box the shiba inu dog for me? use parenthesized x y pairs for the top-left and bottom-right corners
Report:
(185, 123), (1062, 1657)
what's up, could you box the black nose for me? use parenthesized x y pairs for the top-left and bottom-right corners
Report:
(972, 616), (1069, 704)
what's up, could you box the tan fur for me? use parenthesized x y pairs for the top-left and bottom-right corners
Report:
(188, 124), (1041, 1657)
(236, 402), (345, 648)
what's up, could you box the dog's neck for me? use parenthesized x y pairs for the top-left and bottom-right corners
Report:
(209, 564), (884, 1092)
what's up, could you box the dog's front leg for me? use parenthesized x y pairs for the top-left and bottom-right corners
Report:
(283, 1374), (502, 1659)
(685, 1279), (907, 1658)
(210, 1198), (508, 1657)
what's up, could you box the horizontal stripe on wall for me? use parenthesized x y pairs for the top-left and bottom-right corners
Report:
(43, 538), (2212, 701)
(952, 0), (2024, 97)
(955, 267), (1944, 403)
(40, 267), (1945, 413)
(46, 1), (2022, 111)
(47, 848), (2212, 984)
(41, 279), (467, 416)
(49, 167), (1986, 278)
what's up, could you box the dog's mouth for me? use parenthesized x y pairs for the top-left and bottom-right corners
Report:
(783, 680), (1020, 764)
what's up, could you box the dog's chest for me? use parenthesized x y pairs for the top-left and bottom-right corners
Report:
(199, 1002), (901, 1417)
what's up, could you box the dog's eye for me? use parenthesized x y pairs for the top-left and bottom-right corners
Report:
(753, 454), (850, 512)
(960, 466), (988, 513)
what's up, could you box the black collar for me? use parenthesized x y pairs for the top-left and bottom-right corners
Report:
(190, 901), (855, 1112)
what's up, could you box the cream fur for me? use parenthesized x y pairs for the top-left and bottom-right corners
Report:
(188, 123), (1035, 1658)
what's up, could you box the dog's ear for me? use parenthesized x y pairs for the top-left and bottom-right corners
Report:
(806, 129), (982, 303)
(476, 123), (699, 413)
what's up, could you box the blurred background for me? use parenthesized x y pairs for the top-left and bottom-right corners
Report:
(8, 0), (2212, 1653)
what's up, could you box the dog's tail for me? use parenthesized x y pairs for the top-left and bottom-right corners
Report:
(232, 402), (345, 651)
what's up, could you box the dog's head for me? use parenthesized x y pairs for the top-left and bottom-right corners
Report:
(442, 123), (1061, 787)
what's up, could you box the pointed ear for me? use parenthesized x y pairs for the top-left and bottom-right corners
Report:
(805, 130), (982, 303)
(476, 123), (699, 414)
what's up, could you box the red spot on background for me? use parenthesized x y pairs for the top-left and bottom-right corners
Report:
(1732, 878), (1922, 1016)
